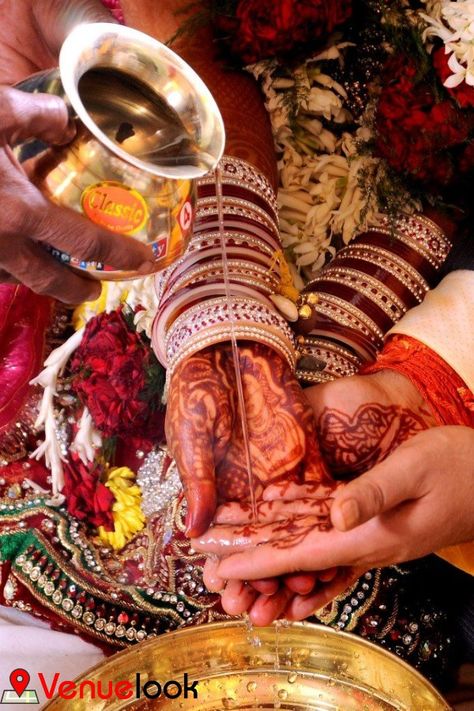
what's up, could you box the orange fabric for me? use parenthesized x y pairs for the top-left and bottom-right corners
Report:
(363, 334), (474, 574)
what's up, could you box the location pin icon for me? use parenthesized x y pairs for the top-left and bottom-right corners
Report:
(10, 669), (30, 698)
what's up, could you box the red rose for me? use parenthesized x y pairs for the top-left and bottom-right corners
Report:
(63, 456), (115, 530)
(375, 54), (471, 188)
(71, 310), (164, 438)
(459, 142), (474, 174)
(216, 0), (352, 64)
(433, 47), (474, 109)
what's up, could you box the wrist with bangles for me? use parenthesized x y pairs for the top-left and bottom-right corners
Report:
(295, 212), (455, 384)
(152, 152), (457, 390)
(152, 156), (298, 390)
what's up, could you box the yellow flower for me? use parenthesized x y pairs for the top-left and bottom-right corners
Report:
(72, 282), (130, 330)
(97, 466), (145, 550)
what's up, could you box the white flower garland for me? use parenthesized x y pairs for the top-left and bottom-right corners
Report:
(421, 0), (474, 88)
(30, 328), (85, 496)
(248, 46), (381, 277)
(30, 274), (159, 494)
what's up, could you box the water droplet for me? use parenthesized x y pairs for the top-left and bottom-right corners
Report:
(287, 673), (298, 684)
(222, 697), (236, 709)
(247, 681), (257, 693)
(277, 689), (288, 700)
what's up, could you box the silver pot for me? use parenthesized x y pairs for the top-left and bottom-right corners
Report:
(16, 22), (225, 280)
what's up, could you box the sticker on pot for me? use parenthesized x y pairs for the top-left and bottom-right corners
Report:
(81, 181), (148, 235)
(178, 200), (194, 232)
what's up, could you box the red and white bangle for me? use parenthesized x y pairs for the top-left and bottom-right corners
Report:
(166, 297), (295, 363)
(153, 285), (274, 364)
(166, 320), (296, 384)
(296, 213), (454, 384)
(152, 156), (297, 380)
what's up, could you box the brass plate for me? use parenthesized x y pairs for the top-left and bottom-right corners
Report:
(44, 621), (450, 710)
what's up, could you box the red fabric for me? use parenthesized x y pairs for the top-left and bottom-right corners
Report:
(363, 334), (474, 427)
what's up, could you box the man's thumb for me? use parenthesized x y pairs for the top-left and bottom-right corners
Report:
(330, 440), (424, 531)
(2, 88), (74, 146)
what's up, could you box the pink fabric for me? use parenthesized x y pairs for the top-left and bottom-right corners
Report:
(0, 285), (51, 434)
(101, 0), (125, 23)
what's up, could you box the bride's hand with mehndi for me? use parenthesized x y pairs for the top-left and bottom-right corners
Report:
(193, 368), (438, 623)
(165, 341), (332, 537)
(194, 426), (474, 620)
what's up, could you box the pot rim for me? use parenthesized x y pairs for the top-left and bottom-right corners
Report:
(59, 22), (225, 180)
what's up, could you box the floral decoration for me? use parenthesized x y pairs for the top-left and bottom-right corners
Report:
(63, 455), (115, 530)
(422, 0), (474, 91)
(374, 53), (472, 187)
(238, 0), (474, 276)
(214, 0), (352, 64)
(70, 308), (165, 439)
(97, 466), (146, 550)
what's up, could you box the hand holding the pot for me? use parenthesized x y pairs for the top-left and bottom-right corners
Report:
(0, 0), (154, 303)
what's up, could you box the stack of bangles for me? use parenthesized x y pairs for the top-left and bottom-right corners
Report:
(296, 214), (454, 383)
(151, 155), (455, 385)
(152, 156), (297, 383)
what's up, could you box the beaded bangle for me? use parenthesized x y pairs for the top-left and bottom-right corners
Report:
(309, 269), (407, 321)
(310, 292), (384, 343)
(334, 246), (429, 302)
(366, 214), (451, 269)
(165, 296), (295, 365)
(164, 260), (279, 299)
(188, 230), (280, 255)
(296, 336), (363, 383)
(309, 319), (379, 361)
(161, 250), (277, 296)
(357, 232), (437, 282)
(296, 212), (452, 383)
(195, 203), (278, 236)
(166, 323), (296, 385)
(153, 285), (275, 363)
(152, 155), (298, 380)
(165, 274), (277, 304)
(198, 155), (278, 216)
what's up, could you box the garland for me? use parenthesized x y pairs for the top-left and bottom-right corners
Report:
(238, 0), (474, 274)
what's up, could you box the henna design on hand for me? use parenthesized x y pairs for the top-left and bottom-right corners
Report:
(216, 343), (331, 501)
(166, 342), (332, 529)
(269, 513), (332, 549)
(165, 346), (234, 499)
(203, 511), (332, 553)
(317, 402), (432, 477)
